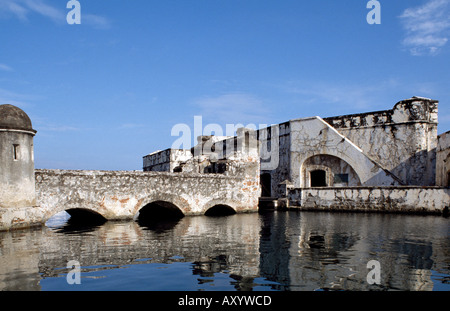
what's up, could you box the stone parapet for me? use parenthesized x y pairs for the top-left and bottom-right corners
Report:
(286, 186), (449, 215)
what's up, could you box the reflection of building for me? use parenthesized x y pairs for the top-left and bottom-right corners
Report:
(258, 212), (445, 291)
(0, 211), (447, 291)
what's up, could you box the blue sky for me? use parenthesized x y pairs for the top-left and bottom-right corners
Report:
(1, 0), (449, 170)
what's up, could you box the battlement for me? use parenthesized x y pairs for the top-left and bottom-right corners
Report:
(324, 96), (438, 129)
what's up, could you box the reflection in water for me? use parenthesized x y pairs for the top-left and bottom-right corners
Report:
(0, 211), (448, 291)
(139, 219), (182, 233)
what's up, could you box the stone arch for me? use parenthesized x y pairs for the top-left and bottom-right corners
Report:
(202, 199), (239, 215)
(65, 208), (107, 225)
(134, 193), (190, 219)
(135, 196), (186, 230)
(204, 204), (237, 216)
(300, 154), (361, 188)
(43, 207), (107, 228)
(291, 117), (398, 187)
(42, 204), (108, 225)
(137, 201), (184, 221)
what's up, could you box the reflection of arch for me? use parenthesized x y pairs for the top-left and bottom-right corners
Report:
(136, 201), (184, 232)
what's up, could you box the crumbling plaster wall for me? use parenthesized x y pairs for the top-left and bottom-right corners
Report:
(35, 129), (261, 224)
(258, 122), (291, 198)
(287, 187), (449, 214)
(324, 97), (438, 186)
(35, 167), (260, 223)
(143, 149), (192, 172)
(436, 131), (450, 187)
(302, 154), (361, 187)
(0, 131), (36, 209)
(289, 117), (399, 188)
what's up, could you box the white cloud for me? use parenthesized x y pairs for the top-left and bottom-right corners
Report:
(23, 0), (64, 22)
(118, 123), (145, 130)
(399, 0), (450, 56)
(277, 78), (442, 117)
(83, 13), (111, 29)
(0, 0), (110, 28)
(38, 125), (79, 132)
(0, 0), (27, 20)
(193, 93), (271, 126)
(0, 87), (34, 107)
(0, 63), (13, 71)
(281, 79), (402, 111)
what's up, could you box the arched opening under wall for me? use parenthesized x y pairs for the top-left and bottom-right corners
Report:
(67, 208), (107, 225)
(136, 201), (184, 231)
(302, 154), (361, 188)
(45, 211), (71, 228)
(204, 204), (237, 216)
(46, 208), (107, 232)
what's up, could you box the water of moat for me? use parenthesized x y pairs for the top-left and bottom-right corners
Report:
(0, 210), (449, 291)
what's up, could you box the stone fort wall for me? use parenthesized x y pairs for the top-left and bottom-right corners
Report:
(286, 186), (449, 214)
(324, 97), (438, 186)
(436, 131), (450, 187)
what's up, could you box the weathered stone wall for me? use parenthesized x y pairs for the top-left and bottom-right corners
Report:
(324, 97), (438, 186)
(143, 97), (440, 198)
(302, 154), (361, 187)
(0, 130), (36, 209)
(143, 149), (192, 172)
(0, 128), (255, 230)
(0, 128), (40, 231)
(287, 187), (449, 214)
(35, 169), (259, 222)
(35, 139), (261, 224)
(436, 131), (450, 187)
(289, 117), (400, 188)
(258, 122), (291, 198)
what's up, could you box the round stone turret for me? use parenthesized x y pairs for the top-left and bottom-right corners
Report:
(0, 104), (37, 209)
(0, 104), (36, 132)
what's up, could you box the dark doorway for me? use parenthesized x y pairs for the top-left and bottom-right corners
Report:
(260, 173), (271, 197)
(310, 170), (327, 187)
